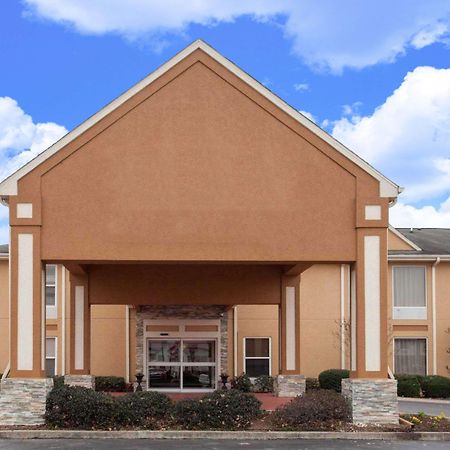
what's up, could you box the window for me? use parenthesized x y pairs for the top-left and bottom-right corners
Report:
(147, 339), (217, 390)
(394, 338), (427, 375)
(45, 337), (57, 377)
(45, 265), (57, 319)
(393, 266), (426, 319)
(244, 337), (271, 377)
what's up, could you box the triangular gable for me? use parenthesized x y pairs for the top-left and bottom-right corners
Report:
(388, 226), (421, 251)
(0, 40), (400, 198)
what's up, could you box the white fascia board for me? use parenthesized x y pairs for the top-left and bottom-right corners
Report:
(388, 225), (422, 251)
(0, 40), (400, 198)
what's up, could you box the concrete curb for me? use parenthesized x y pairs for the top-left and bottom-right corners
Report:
(0, 430), (449, 440)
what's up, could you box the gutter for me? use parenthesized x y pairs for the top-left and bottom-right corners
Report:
(389, 254), (450, 262)
(432, 257), (441, 375)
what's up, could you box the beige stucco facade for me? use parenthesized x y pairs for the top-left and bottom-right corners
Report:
(0, 227), (448, 380)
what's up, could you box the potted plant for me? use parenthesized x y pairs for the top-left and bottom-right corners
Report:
(220, 372), (229, 390)
(135, 372), (144, 392)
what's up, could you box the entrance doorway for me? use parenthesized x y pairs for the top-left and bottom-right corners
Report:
(147, 339), (217, 391)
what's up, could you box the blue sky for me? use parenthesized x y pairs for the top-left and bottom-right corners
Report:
(1, 0), (450, 242)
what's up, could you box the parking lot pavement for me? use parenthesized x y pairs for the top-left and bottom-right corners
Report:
(399, 398), (450, 417)
(0, 440), (449, 450)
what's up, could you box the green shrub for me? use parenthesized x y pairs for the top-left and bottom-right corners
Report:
(395, 374), (421, 398)
(46, 386), (117, 429)
(306, 377), (320, 391)
(270, 390), (350, 430)
(116, 391), (173, 428)
(318, 369), (350, 393)
(45, 385), (172, 429)
(173, 389), (261, 430)
(253, 375), (274, 393)
(53, 375), (65, 389)
(95, 376), (126, 392)
(231, 373), (252, 392)
(420, 376), (450, 399)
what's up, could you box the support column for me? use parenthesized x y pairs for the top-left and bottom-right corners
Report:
(343, 199), (398, 424)
(65, 272), (94, 389)
(275, 274), (305, 397)
(0, 224), (52, 425)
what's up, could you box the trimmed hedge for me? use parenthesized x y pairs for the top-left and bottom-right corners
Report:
(420, 376), (450, 399)
(318, 369), (350, 393)
(253, 375), (274, 393)
(270, 390), (350, 430)
(395, 375), (421, 398)
(95, 376), (126, 392)
(46, 385), (172, 429)
(173, 389), (261, 430)
(46, 385), (261, 430)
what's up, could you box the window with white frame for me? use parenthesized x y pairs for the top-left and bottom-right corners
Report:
(244, 337), (271, 377)
(45, 337), (57, 377)
(394, 338), (427, 375)
(393, 266), (426, 319)
(45, 265), (57, 319)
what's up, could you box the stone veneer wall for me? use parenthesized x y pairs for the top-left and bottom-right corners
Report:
(274, 374), (306, 397)
(135, 305), (228, 382)
(0, 378), (53, 425)
(341, 378), (398, 424)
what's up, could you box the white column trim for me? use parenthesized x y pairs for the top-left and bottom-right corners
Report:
(17, 234), (34, 371)
(61, 266), (66, 375)
(350, 266), (357, 371)
(74, 285), (85, 370)
(285, 286), (296, 371)
(125, 305), (130, 383)
(364, 235), (381, 372)
(340, 264), (346, 369)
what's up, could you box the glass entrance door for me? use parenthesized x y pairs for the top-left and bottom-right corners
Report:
(147, 339), (217, 390)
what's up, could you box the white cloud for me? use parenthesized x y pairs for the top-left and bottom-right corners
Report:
(390, 198), (450, 228)
(0, 97), (67, 182)
(0, 205), (8, 244)
(0, 97), (67, 244)
(23, 0), (450, 73)
(294, 83), (309, 92)
(332, 66), (450, 206)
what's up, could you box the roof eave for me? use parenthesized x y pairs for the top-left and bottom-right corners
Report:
(0, 39), (401, 198)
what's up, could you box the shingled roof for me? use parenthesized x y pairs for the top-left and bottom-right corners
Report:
(392, 228), (450, 256)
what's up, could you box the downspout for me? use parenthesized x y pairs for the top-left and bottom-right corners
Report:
(61, 266), (66, 375)
(125, 305), (130, 383)
(233, 306), (238, 377)
(432, 257), (441, 375)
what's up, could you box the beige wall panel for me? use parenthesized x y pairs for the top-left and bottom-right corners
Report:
(388, 230), (415, 251)
(300, 320), (341, 377)
(90, 305), (126, 377)
(300, 265), (342, 376)
(236, 306), (279, 376)
(435, 263), (450, 376)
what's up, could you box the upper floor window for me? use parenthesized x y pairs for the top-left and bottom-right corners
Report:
(45, 264), (57, 319)
(393, 266), (426, 320)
